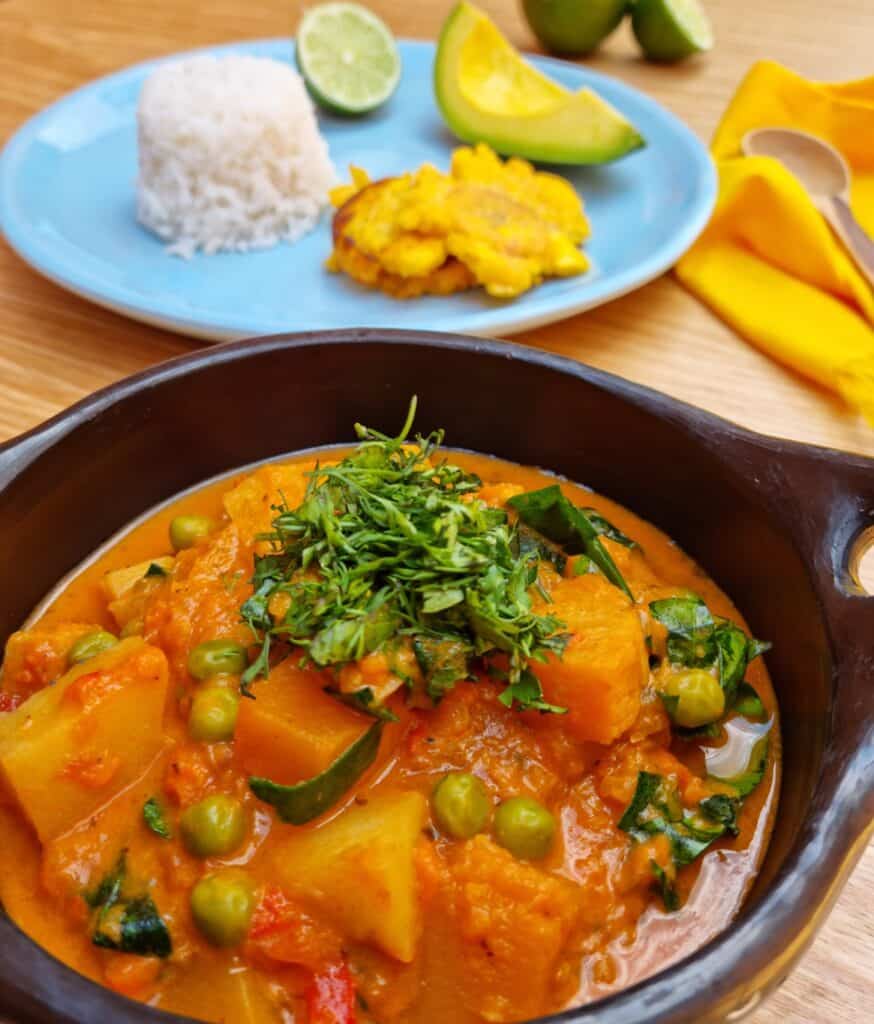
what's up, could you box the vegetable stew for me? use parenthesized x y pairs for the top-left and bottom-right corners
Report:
(0, 408), (779, 1023)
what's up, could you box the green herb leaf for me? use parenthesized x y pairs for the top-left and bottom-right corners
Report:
(650, 598), (770, 708)
(93, 896), (172, 958)
(331, 687), (399, 722)
(238, 402), (568, 712)
(650, 861), (679, 912)
(250, 721), (383, 825)
(413, 635), (472, 701)
(700, 794), (741, 837)
(583, 509), (639, 549)
(733, 681), (766, 718)
(88, 851), (171, 958)
(86, 851), (127, 910)
(142, 798), (171, 839)
(496, 667), (567, 715)
(513, 524), (567, 574)
(508, 485), (632, 598)
(618, 771), (663, 832)
(309, 598), (399, 667)
(145, 562), (168, 578)
(650, 597), (714, 635)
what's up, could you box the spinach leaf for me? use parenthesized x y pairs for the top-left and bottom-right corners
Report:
(513, 523), (567, 574)
(496, 667), (567, 715)
(733, 681), (766, 718)
(93, 896), (172, 958)
(650, 598), (770, 707)
(250, 721), (383, 825)
(618, 771), (663, 832)
(88, 852), (171, 958)
(700, 794), (741, 837)
(650, 861), (679, 912)
(508, 485), (632, 598)
(330, 686), (398, 722)
(86, 851), (126, 910)
(582, 509), (639, 550)
(650, 597), (714, 635)
(618, 772), (731, 901)
(142, 798), (171, 839)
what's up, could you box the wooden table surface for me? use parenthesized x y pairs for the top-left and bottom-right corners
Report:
(1, 1), (872, 1021)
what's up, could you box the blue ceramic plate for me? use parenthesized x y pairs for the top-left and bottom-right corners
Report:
(0, 39), (716, 341)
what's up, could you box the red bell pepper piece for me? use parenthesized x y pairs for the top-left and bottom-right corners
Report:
(306, 962), (356, 1024)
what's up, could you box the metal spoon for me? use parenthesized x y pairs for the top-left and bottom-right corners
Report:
(742, 127), (874, 288)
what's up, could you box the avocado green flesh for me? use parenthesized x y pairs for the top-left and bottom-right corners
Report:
(435, 5), (645, 165)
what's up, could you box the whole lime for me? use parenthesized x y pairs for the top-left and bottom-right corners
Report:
(522, 0), (629, 56)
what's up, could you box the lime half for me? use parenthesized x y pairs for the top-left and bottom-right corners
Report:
(631, 0), (714, 62)
(296, 3), (401, 115)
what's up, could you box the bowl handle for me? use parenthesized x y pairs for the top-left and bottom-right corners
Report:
(770, 442), (874, 828)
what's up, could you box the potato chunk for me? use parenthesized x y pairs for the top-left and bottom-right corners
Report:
(531, 574), (647, 745)
(0, 639), (168, 841)
(102, 557), (174, 602)
(235, 660), (370, 786)
(269, 790), (427, 962)
(447, 835), (582, 1022)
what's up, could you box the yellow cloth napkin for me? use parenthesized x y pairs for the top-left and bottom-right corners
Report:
(675, 61), (874, 422)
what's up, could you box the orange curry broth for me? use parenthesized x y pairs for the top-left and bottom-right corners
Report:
(0, 450), (780, 1024)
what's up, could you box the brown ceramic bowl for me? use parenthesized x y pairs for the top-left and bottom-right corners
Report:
(0, 330), (872, 1024)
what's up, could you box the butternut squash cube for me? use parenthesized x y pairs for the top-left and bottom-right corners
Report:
(531, 574), (647, 745)
(269, 790), (427, 962)
(235, 660), (369, 786)
(0, 638), (168, 841)
(447, 835), (582, 1022)
(223, 464), (309, 546)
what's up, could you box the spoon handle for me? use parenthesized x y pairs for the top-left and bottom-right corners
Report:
(821, 195), (874, 289)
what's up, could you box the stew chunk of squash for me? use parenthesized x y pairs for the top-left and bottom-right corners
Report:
(269, 790), (427, 963)
(447, 835), (582, 1022)
(531, 574), (647, 745)
(235, 660), (369, 785)
(0, 638), (168, 841)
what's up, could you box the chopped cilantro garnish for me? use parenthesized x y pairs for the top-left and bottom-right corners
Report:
(239, 399), (570, 713)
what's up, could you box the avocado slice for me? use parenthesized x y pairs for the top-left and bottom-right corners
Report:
(434, 2), (645, 165)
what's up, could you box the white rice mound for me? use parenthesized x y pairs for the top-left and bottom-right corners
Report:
(136, 54), (336, 258)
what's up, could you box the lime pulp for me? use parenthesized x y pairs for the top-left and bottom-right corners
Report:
(631, 0), (714, 62)
(296, 2), (401, 115)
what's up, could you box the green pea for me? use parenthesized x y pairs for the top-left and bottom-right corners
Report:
(68, 630), (118, 666)
(432, 772), (491, 839)
(180, 794), (247, 858)
(188, 640), (248, 680)
(494, 796), (556, 860)
(662, 669), (725, 729)
(189, 685), (240, 743)
(169, 515), (216, 551)
(190, 870), (255, 947)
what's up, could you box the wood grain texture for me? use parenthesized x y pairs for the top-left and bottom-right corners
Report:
(0, 1), (872, 1021)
